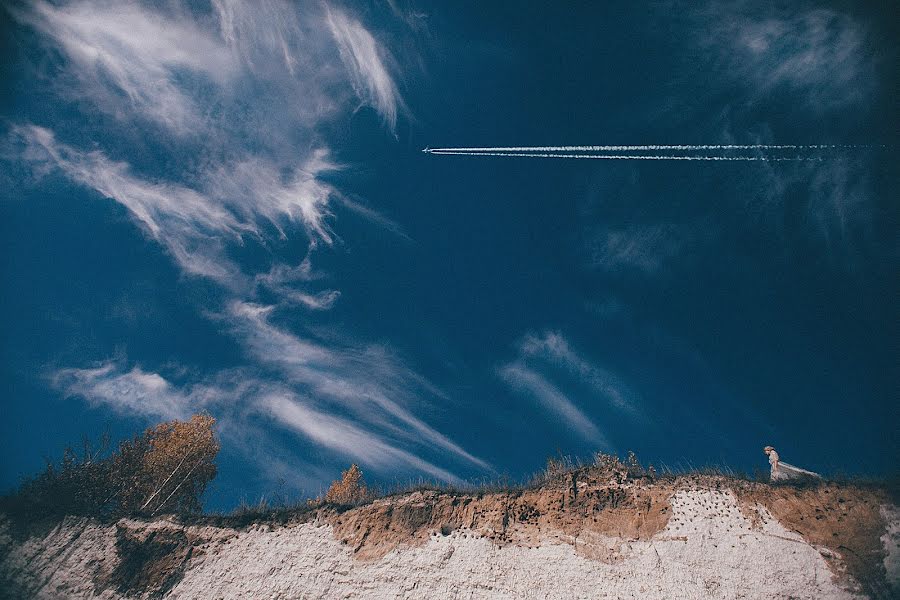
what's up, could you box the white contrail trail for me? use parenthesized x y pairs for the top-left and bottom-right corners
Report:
(426, 150), (823, 161)
(425, 144), (863, 153)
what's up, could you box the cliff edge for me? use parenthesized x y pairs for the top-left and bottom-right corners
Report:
(2, 473), (898, 599)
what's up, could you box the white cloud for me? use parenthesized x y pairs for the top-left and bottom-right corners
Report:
(701, 4), (874, 112)
(253, 259), (343, 310)
(657, 2), (881, 259)
(51, 358), (468, 484)
(587, 223), (685, 275)
(333, 193), (412, 242)
(327, 6), (404, 131)
(265, 393), (462, 484)
(520, 331), (640, 417)
(13, 1), (474, 487)
(226, 301), (335, 367)
(53, 362), (190, 420)
(212, 0), (306, 75)
(804, 159), (871, 251)
(17, 0), (405, 138)
(730, 153), (875, 259)
(17, 125), (248, 282)
(225, 301), (490, 471)
(18, 0), (235, 134)
(16, 125), (349, 285)
(12, 0), (406, 284)
(201, 154), (340, 247)
(498, 362), (607, 446)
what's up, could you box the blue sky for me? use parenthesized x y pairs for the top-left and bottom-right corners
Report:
(1, 1), (897, 509)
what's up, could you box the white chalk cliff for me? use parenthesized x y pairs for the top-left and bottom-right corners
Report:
(2, 476), (898, 599)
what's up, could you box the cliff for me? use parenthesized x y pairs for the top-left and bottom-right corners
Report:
(2, 474), (898, 599)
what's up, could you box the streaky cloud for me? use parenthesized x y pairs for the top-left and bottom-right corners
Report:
(52, 360), (468, 484)
(520, 332), (641, 417)
(587, 223), (685, 276)
(226, 301), (491, 471)
(498, 362), (608, 447)
(53, 362), (194, 420)
(17, 125), (247, 282)
(10, 0), (473, 487)
(265, 393), (464, 485)
(697, 2), (875, 112)
(327, 6), (404, 131)
(17, 0), (235, 134)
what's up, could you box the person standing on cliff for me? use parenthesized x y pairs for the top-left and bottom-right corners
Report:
(764, 446), (781, 480)
(764, 446), (821, 482)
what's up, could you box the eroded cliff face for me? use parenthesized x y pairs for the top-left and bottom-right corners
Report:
(2, 476), (897, 600)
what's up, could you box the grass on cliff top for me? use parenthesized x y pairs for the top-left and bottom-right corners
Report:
(3, 448), (894, 530)
(208, 451), (896, 529)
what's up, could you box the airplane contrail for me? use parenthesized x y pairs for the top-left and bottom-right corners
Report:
(423, 150), (823, 161)
(421, 144), (874, 160)
(425, 144), (846, 152)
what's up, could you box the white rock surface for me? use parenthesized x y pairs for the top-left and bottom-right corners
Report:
(166, 489), (856, 599)
(882, 505), (900, 591)
(0, 516), (121, 600)
(4, 489), (895, 599)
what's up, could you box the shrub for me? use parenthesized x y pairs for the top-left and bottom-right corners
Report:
(1, 414), (219, 520)
(120, 414), (219, 515)
(7, 435), (117, 518)
(324, 464), (370, 505)
(537, 454), (577, 484)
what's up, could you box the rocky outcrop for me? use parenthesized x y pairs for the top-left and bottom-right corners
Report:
(1, 477), (897, 599)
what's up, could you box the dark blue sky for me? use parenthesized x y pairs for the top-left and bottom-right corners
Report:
(2, 1), (897, 510)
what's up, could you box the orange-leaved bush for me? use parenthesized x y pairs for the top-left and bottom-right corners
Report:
(2, 414), (219, 519)
(119, 414), (220, 515)
(324, 464), (370, 505)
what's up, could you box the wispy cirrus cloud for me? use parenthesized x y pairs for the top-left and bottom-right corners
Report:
(225, 301), (489, 471)
(697, 2), (875, 113)
(14, 0), (236, 134)
(16, 125), (343, 285)
(265, 393), (462, 484)
(52, 359), (467, 485)
(520, 331), (640, 417)
(499, 362), (607, 446)
(672, 2), (883, 257)
(498, 330), (647, 448)
(327, 6), (405, 131)
(53, 362), (191, 420)
(586, 223), (688, 276)
(11, 0), (403, 282)
(11, 0), (478, 487)
(17, 125), (248, 282)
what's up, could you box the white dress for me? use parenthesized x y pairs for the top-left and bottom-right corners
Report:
(768, 450), (782, 481)
(769, 450), (820, 481)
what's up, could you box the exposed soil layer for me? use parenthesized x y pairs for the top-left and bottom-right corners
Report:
(327, 471), (674, 561)
(730, 480), (894, 599)
(2, 475), (896, 599)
